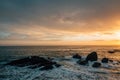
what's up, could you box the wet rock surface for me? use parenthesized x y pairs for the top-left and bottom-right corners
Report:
(101, 58), (109, 63)
(86, 52), (98, 61)
(108, 49), (120, 54)
(108, 50), (115, 53)
(72, 54), (81, 59)
(76, 52), (117, 68)
(92, 62), (101, 68)
(77, 60), (88, 65)
(77, 52), (98, 66)
(6, 56), (61, 70)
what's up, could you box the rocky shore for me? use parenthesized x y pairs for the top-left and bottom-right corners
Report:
(1, 51), (120, 80)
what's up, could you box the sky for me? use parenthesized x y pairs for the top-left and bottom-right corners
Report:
(0, 0), (120, 46)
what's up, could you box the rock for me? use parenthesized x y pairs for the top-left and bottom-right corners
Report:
(109, 59), (113, 62)
(6, 56), (50, 66)
(108, 49), (120, 54)
(92, 62), (101, 68)
(108, 50), (115, 53)
(101, 58), (109, 63)
(77, 60), (88, 65)
(118, 61), (120, 63)
(55, 64), (61, 67)
(72, 54), (81, 59)
(114, 49), (120, 52)
(6, 56), (61, 70)
(86, 52), (98, 61)
(115, 63), (119, 65)
(47, 57), (54, 61)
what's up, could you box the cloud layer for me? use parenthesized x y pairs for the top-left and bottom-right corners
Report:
(0, 0), (120, 45)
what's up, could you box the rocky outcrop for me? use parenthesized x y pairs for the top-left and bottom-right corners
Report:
(77, 52), (98, 66)
(92, 62), (101, 68)
(86, 52), (98, 61)
(72, 54), (81, 59)
(108, 49), (120, 54)
(108, 50), (115, 53)
(77, 60), (88, 65)
(6, 56), (61, 70)
(101, 58), (109, 63)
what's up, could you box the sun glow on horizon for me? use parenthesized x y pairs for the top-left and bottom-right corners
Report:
(1, 0), (120, 45)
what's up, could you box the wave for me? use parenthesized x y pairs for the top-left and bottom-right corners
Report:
(1, 56), (120, 80)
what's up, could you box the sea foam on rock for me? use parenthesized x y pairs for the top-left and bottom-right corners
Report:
(6, 56), (61, 70)
(77, 52), (98, 66)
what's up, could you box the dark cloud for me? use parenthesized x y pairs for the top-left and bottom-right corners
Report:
(0, 0), (120, 43)
(1, 0), (120, 24)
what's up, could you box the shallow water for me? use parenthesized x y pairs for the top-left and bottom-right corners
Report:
(0, 46), (120, 80)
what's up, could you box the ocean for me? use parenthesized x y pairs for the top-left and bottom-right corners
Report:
(0, 46), (120, 80)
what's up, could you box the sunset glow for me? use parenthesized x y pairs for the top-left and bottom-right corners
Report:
(0, 0), (120, 45)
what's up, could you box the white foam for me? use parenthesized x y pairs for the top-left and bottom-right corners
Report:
(0, 57), (120, 80)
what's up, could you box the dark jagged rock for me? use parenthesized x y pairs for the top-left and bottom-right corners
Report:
(6, 56), (61, 70)
(92, 62), (101, 68)
(86, 52), (98, 61)
(7, 56), (49, 66)
(101, 58), (109, 63)
(77, 60), (88, 65)
(72, 54), (81, 59)
(7, 56), (49, 67)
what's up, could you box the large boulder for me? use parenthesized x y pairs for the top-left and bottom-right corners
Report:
(6, 56), (49, 67)
(72, 54), (81, 59)
(101, 58), (109, 63)
(6, 56), (61, 70)
(86, 52), (98, 61)
(92, 62), (101, 68)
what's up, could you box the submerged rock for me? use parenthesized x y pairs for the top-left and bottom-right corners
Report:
(109, 59), (113, 62)
(108, 49), (120, 54)
(6, 56), (61, 70)
(101, 58), (109, 63)
(72, 54), (81, 59)
(86, 52), (98, 61)
(108, 50), (115, 53)
(92, 62), (101, 68)
(55, 64), (61, 67)
(77, 60), (88, 65)
(114, 49), (120, 52)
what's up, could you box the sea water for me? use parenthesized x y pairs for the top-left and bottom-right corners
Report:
(0, 46), (120, 80)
